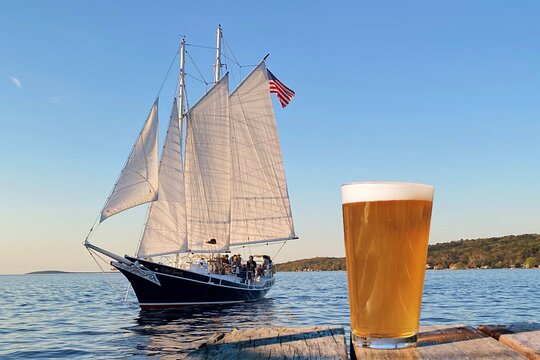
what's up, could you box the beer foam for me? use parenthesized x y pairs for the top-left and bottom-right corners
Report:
(341, 182), (434, 204)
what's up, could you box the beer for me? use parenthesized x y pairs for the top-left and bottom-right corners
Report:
(341, 182), (434, 348)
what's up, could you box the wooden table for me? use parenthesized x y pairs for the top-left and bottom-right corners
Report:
(187, 324), (540, 359)
(479, 325), (540, 360)
(351, 324), (529, 359)
(187, 326), (347, 359)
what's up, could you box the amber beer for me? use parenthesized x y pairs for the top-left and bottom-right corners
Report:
(341, 182), (434, 349)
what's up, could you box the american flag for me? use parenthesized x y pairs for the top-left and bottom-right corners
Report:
(267, 69), (295, 108)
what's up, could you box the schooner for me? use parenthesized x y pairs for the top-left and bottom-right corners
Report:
(84, 26), (297, 308)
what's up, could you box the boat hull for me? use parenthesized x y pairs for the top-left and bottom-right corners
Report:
(112, 258), (273, 309)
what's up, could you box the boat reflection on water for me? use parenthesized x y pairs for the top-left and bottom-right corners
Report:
(129, 298), (277, 356)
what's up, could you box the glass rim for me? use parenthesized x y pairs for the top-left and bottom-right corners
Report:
(341, 181), (433, 189)
(341, 181), (434, 204)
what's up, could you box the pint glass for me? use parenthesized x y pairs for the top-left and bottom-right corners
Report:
(341, 182), (434, 349)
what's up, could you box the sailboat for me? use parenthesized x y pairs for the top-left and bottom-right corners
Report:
(84, 26), (298, 309)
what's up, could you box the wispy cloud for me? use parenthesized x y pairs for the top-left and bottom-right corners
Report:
(9, 75), (22, 88)
(48, 95), (64, 104)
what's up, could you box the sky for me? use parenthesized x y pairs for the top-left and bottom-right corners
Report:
(1, 1), (539, 274)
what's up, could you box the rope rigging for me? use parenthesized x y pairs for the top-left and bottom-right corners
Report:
(156, 46), (180, 97)
(86, 248), (123, 299)
(185, 50), (210, 87)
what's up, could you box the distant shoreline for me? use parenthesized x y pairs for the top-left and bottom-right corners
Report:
(12, 268), (539, 276)
(275, 234), (540, 272)
(24, 270), (118, 275)
(275, 267), (539, 273)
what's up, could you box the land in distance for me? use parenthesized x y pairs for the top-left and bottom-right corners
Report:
(275, 234), (540, 272)
(25, 270), (116, 275)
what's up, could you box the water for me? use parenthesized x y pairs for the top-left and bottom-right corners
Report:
(1, 269), (539, 358)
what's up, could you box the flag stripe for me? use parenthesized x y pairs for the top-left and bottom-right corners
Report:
(269, 86), (294, 101)
(270, 82), (294, 97)
(270, 79), (295, 96)
(270, 79), (294, 97)
(267, 69), (295, 108)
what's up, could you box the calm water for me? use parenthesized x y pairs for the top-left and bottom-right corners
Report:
(1, 269), (539, 358)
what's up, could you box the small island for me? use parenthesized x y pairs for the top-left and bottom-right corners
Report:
(275, 234), (540, 272)
(26, 270), (71, 275)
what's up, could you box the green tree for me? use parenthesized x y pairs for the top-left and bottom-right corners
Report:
(524, 257), (538, 268)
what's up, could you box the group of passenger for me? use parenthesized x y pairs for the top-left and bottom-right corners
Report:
(204, 254), (272, 283)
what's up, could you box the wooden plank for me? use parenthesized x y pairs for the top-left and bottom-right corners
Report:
(479, 325), (540, 360)
(186, 326), (347, 359)
(351, 324), (526, 359)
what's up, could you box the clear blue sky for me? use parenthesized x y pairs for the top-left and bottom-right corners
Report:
(1, 1), (539, 274)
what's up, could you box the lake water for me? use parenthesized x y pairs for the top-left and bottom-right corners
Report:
(1, 269), (539, 358)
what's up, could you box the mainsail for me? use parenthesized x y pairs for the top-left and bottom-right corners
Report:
(137, 99), (188, 257)
(185, 74), (231, 253)
(100, 100), (159, 222)
(229, 63), (295, 246)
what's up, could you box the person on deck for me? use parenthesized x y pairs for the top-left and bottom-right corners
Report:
(199, 258), (208, 270)
(222, 255), (229, 274)
(239, 264), (247, 282)
(236, 254), (242, 274)
(262, 255), (272, 276)
(230, 254), (237, 274)
(246, 255), (257, 281)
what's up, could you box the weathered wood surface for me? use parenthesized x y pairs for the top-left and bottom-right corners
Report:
(351, 324), (526, 359)
(186, 326), (347, 359)
(479, 325), (540, 360)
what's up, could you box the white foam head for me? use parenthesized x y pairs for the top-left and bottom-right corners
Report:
(341, 182), (434, 204)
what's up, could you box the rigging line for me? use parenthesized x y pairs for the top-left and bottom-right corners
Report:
(185, 73), (208, 84)
(185, 50), (209, 86)
(183, 82), (191, 113)
(221, 54), (240, 67)
(217, 48), (255, 77)
(83, 213), (101, 244)
(222, 37), (240, 67)
(219, 58), (258, 69)
(272, 240), (287, 262)
(156, 46), (180, 97)
(86, 248), (123, 299)
(186, 43), (216, 50)
(124, 284), (132, 303)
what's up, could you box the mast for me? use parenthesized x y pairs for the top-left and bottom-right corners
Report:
(178, 36), (186, 117)
(178, 36), (187, 253)
(136, 36), (189, 258)
(213, 25), (222, 84)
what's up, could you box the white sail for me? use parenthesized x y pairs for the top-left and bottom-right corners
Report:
(185, 75), (231, 252)
(100, 100), (159, 222)
(137, 99), (187, 257)
(229, 63), (295, 246)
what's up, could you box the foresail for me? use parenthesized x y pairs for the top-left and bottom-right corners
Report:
(229, 63), (295, 246)
(100, 100), (159, 222)
(137, 99), (187, 257)
(185, 75), (231, 252)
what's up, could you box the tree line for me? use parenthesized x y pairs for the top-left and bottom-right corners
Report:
(274, 234), (540, 271)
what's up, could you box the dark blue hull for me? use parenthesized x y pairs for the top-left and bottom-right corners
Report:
(112, 258), (274, 309)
